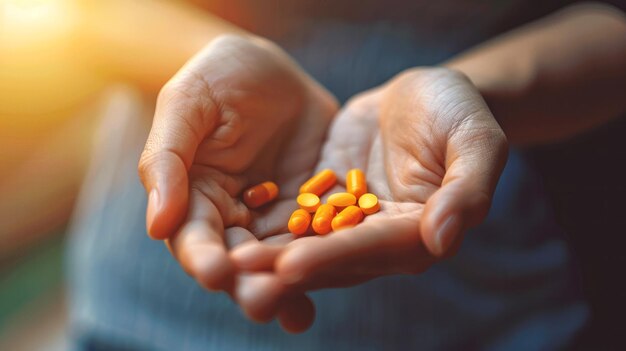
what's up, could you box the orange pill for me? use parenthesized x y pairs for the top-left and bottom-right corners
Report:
(358, 193), (380, 215)
(299, 169), (337, 196)
(242, 181), (279, 208)
(297, 193), (321, 212)
(288, 209), (311, 237)
(312, 204), (337, 235)
(346, 169), (367, 199)
(331, 205), (364, 231)
(327, 192), (356, 208)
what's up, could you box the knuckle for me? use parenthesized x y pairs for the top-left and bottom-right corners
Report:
(389, 68), (422, 91)
(157, 80), (182, 105)
(137, 146), (163, 171)
(137, 150), (155, 180)
(344, 90), (380, 113)
(394, 66), (461, 87)
(159, 78), (204, 108)
(439, 66), (470, 83)
(396, 67), (428, 83)
(158, 66), (219, 113)
(559, 2), (626, 21)
(209, 33), (252, 50)
(344, 92), (371, 110)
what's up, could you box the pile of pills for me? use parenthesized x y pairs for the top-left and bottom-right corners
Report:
(242, 169), (380, 237)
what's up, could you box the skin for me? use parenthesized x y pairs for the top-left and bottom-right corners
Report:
(138, 3), (626, 334)
(229, 9), (626, 331)
(230, 68), (508, 329)
(138, 34), (338, 331)
(445, 3), (626, 145)
(139, 42), (508, 330)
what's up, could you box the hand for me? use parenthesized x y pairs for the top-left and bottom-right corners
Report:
(137, 34), (338, 331)
(231, 67), (508, 329)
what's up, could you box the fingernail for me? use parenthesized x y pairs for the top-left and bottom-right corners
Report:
(435, 215), (462, 255)
(146, 189), (160, 235)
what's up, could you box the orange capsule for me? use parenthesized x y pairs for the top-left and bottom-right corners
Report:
(327, 192), (356, 208)
(358, 193), (380, 215)
(297, 193), (321, 212)
(242, 181), (279, 208)
(331, 205), (364, 231)
(288, 209), (311, 237)
(346, 169), (367, 199)
(299, 169), (337, 196)
(312, 204), (337, 235)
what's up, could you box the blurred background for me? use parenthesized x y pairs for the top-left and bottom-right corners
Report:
(2, 0), (625, 349)
(0, 0), (228, 348)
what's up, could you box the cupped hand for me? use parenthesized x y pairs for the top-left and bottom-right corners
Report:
(231, 67), (509, 330)
(137, 34), (337, 330)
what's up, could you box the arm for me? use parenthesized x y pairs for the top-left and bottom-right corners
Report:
(231, 4), (626, 331)
(445, 3), (626, 146)
(76, 0), (247, 93)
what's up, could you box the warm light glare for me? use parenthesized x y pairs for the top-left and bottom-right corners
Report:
(3, 0), (61, 22)
(0, 0), (103, 126)
(1, 0), (207, 122)
(1, 0), (73, 45)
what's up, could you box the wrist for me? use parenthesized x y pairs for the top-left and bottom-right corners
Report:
(441, 57), (536, 146)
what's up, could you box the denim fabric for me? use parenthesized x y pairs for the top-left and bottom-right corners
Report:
(67, 18), (587, 351)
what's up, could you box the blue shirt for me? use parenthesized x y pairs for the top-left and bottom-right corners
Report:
(67, 1), (587, 349)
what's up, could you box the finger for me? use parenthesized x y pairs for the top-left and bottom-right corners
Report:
(234, 273), (286, 323)
(224, 226), (257, 250)
(230, 240), (287, 271)
(139, 74), (221, 239)
(235, 273), (313, 330)
(247, 200), (297, 239)
(421, 116), (508, 257)
(277, 294), (316, 334)
(171, 218), (235, 292)
(276, 212), (433, 289)
(169, 175), (250, 291)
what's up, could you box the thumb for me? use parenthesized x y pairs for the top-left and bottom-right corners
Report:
(421, 123), (508, 257)
(138, 79), (220, 239)
(138, 148), (189, 240)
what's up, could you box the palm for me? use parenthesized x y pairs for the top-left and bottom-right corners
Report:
(228, 69), (508, 332)
(178, 88), (335, 289)
(233, 88), (444, 290)
(144, 52), (507, 331)
(243, 69), (507, 291)
(272, 90), (438, 285)
(208, 113), (331, 245)
(184, 116), (327, 249)
(140, 35), (338, 293)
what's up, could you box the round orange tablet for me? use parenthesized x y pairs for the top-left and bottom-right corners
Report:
(358, 193), (380, 215)
(327, 192), (357, 208)
(297, 193), (321, 212)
